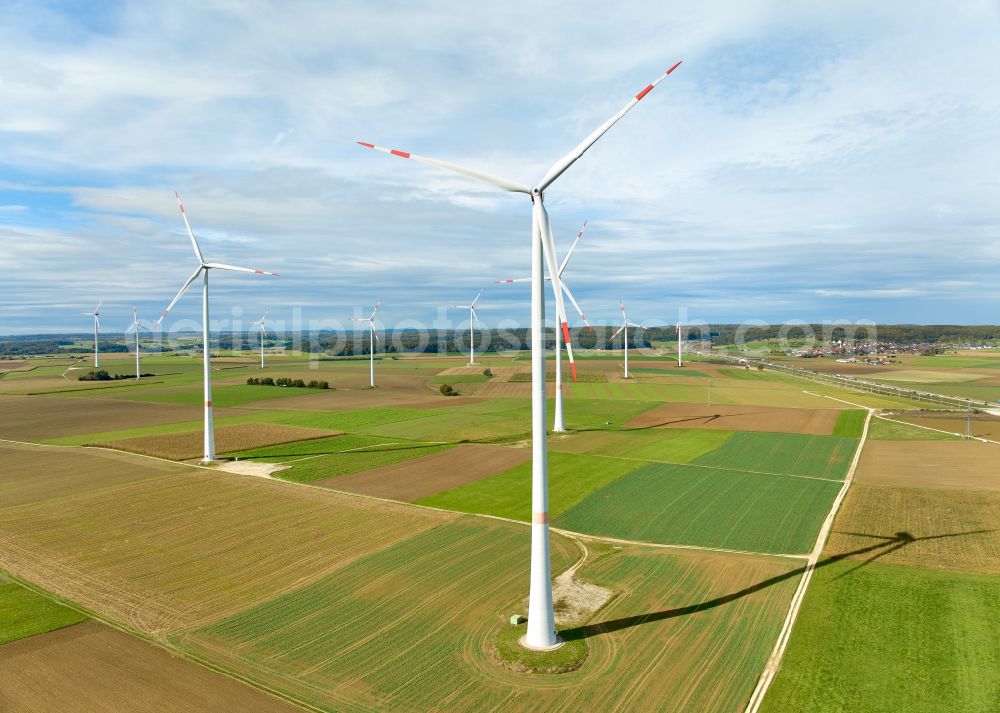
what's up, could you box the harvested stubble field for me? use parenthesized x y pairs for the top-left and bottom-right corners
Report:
(554, 462), (842, 554)
(824, 485), (1000, 575)
(624, 402), (844, 435)
(693, 432), (858, 480)
(0, 442), (186, 507)
(177, 520), (800, 713)
(0, 621), (301, 713)
(855, 440), (1000, 491)
(93, 422), (339, 460)
(761, 560), (1000, 713)
(0, 459), (456, 633)
(314, 443), (531, 501)
(0, 394), (213, 441)
(868, 416), (962, 441)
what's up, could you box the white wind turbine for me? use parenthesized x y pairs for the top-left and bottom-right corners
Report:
(358, 60), (681, 650)
(251, 308), (269, 369)
(124, 305), (151, 380)
(155, 192), (278, 462)
(349, 298), (381, 388)
(80, 299), (102, 367)
(497, 220), (591, 432)
(611, 299), (642, 379)
(677, 321), (684, 367)
(455, 289), (484, 365)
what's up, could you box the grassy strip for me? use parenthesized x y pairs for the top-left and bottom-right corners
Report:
(490, 624), (588, 673)
(0, 577), (87, 645)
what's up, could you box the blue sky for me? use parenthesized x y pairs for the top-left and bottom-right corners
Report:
(1, 1), (999, 335)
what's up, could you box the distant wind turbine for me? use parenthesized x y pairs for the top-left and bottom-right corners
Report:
(357, 60), (682, 650)
(155, 192), (278, 462)
(677, 322), (683, 367)
(498, 220), (591, 432)
(80, 299), (102, 367)
(611, 299), (641, 379)
(455, 289), (484, 365)
(349, 298), (381, 388)
(251, 308), (269, 369)
(124, 305), (150, 380)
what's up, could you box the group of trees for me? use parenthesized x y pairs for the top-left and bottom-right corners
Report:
(245, 376), (329, 389)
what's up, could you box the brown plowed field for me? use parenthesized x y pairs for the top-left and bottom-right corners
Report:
(0, 442), (184, 507)
(314, 444), (530, 501)
(95, 423), (339, 460)
(624, 403), (842, 435)
(0, 395), (215, 440)
(855, 440), (1000, 491)
(0, 622), (299, 712)
(0, 458), (456, 633)
(825, 485), (1000, 575)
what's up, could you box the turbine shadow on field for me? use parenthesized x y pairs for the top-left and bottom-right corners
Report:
(559, 528), (993, 642)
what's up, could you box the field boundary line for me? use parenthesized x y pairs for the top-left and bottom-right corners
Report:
(875, 415), (999, 445)
(573, 450), (846, 484)
(2, 571), (327, 713)
(743, 407), (874, 713)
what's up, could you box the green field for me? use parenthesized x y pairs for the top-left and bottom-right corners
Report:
(832, 409), (867, 437)
(693, 432), (858, 480)
(551, 427), (734, 462)
(762, 560), (1000, 713)
(554, 462), (842, 553)
(868, 417), (963, 441)
(177, 519), (801, 713)
(416, 451), (642, 521)
(0, 577), (86, 645)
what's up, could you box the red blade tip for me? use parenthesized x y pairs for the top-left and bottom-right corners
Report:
(357, 141), (375, 149)
(666, 60), (682, 74)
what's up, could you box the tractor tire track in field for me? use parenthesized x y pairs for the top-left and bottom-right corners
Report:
(743, 406), (874, 713)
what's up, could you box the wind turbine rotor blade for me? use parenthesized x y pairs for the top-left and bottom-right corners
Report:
(496, 277), (530, 284)
(558, 220), (587, 277)
(95, 298), (103, 313)
(368, 297), (382, 320)
(561, 281), (591, 329)
(175, 192), (205, 264)
(470, 288), (484, 308)
(203, 262), (278, 276)
(471, 307), (481, 326)
(356, 142), (532, 194)
(537, 62), (682, 191)
(536, 202), (576, 381)
(611, 324), (626, 340)
(156, 265), (204, 325)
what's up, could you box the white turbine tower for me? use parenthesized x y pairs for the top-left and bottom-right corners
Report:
(358, 60), (681, 649)
(677, 322), (683, 367)
(251, 308), (269, 369)
(155, 192), (278, 462)
(124, 305), (150, 380)
(80, 299), (102, 367)
(349, 298), (381, 388)
(611, 299), (642, 380)
(498, 220), (591, 432)
(455, 289), (484, 365)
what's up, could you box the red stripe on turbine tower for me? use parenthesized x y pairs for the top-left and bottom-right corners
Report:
(205, 400), (212, 407)
(532, 512), (549, 524)
(390, 149), (411, 158)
